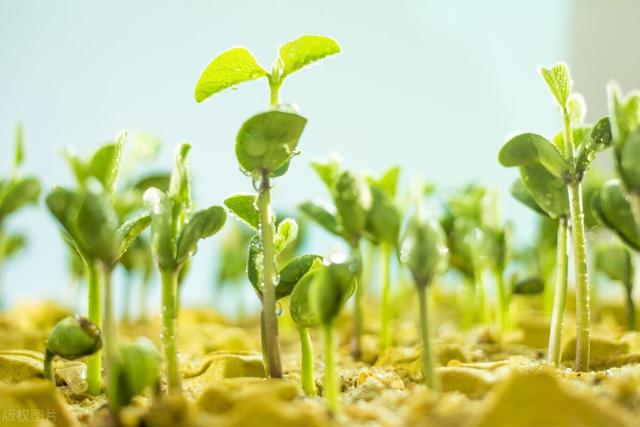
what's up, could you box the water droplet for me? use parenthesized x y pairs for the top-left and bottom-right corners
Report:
(275, 301), (284, 317)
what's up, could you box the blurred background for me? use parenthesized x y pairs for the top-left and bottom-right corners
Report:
(1, 0), (639, 312)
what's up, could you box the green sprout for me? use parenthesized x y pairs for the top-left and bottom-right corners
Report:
(47, 134), (152, 397)
(196, 35), (340, 377)
(499, 63), (612, 371)
(0, 124), (41, 308)
(144, 142), (227, 394)
(44, 315), (102, 383)
(400, 209), (448, 389)
(364, 166), (401, 351)
(300, 158), (371, 359)
(310, 255), (357, 413)
(114, 338), (161, 408)
(289, 258), (324, 396)
(607, 84), (640, 228)
(594, 240), (635, 330)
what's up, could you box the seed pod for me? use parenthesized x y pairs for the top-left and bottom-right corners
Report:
(400, 217), (449, 288)
(46, 315), (102, 360)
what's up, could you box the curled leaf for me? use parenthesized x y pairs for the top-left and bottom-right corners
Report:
(176, 205), (227, 264)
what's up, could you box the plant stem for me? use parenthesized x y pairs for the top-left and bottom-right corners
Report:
(269, 78), (281, 108)
(350, 243), (363, 360)
(257, 171), (283, 378)
(322, 323), (338, 413)
(417, 284), (438, 390)
(298, 327), (316, 396)
(494, 268), (509, 331)
(625, 283), (636, 331)
(85, 259), (102, 395)
(380, 243), (392, 351)
(474, 264), (489, 324)
(43, 350), (54, 383)
(161, 268), (182, 393)
(102, 264), (119, 416)
(630, 193), (640, 236)
(568, 182), (591, 371)
(547, 217), (569, 366)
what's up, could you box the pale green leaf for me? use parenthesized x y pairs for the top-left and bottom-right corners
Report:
(274, 218), (298, 254)
(278, 35), (341, 79)
(224, 194), (260, 231)
(539, 63), (572, 108)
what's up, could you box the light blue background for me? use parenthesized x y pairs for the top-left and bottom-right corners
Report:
(0, 0), (609, 311)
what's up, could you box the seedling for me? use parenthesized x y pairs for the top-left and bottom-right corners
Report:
(114, 338), (161, 408)
(47, 134), (153, 398)
(607, 84), (640, 228)
(400, 208), (448, 389)
(509, 174), (569, 366)
(364, 166), (401, 351)
(144, 142), (226, 394)
(499, 63), (612, 371)
(0, 124), (41, 308)
(196, 35), (340, 378)
(594, 240), (635, 330)
(300, 158), (371, 358)
(310, 255), (357, 412)
(44, 315), (102, 383)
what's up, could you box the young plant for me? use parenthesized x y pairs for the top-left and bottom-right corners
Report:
(289, 258), (324, 396)
(47, 134), (153, 397)
(196, 35), (340, 377)
(594, 240), (635, 330)
(400, 209), (448, 389)
(300, 158), (371, 359)
(44, 315), (102, 383)
(144, 142), (226, 394)
(499, 63), (612, 371)
(509, 175), (569, 366)
(114, 338), (161, 409)
(310, 255), (357, 412)
(0, 124), (41, 308)
(607, 84), (640, 228)
(365, 166), (401, 351)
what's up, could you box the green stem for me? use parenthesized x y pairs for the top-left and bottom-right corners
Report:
(547, 217), (569, 367)
(85, 259), (102, 395)
(257, 172), (283, 378)
(322, 323), (338, 413)
(494, 268), (509, 331)
(43, 350), (54, 383)
(630, 193), (640, 236)
(474, 264), (489, 324)
(269, 78), (281, 108)
(102, 264), (119, 416)
(350, 243), (363, 360)
(568, 182), (591, 371)
(161, 268), (182, 393)
(625, 283), (636, 331)
(380, 244), (392, 351)
(417, 284), (438, 390)
(298, 327), (316, 396)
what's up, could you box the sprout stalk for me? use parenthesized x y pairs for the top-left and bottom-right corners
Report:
(380, 243), (392, 351)
(102, 264), (120, 415)
(161, 268), (182, 392)
(298, 327), (316, 396)
(547, 217), (569, 366)
(43, 350), (54, 382)
(322, 322), (338, 413)
(85, 259), (102, 395)
(624, 282), (636, 331)
(474, 264), (489, 324)
(350, 243), (363, 359)
(417, 284), (438, 390)
(493, 268), (509, 331)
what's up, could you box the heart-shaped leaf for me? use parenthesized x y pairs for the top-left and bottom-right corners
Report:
(575, 117), (613, 175)
(274, 218), (298, 254)
(278, 35), (341, 79)
(510, 178), (547, 217)
(519, 163), (569, 219)
(592, 180), (640, 251)
(298, 201), (341, 236)
(144, 188), (177, 270)
(176, 205), (227, 264)
(235, 110), (307, 175)
(499, 133), (570, 178)
(276, 254), (322, 300)
(89, 133), (125, 195)
(76, 192), (120, 262)
(195, 47), (268, 103)
(116, 213), (151, 262)
(224, 194), (260, 231)
(0, 177), (41, 220)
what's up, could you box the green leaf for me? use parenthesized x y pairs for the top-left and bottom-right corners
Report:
(552, 126), (590, 153)
(276, 254), (322, 300)
(278, 35), (341, 79)
(298, 201), (341, 236)
(0, 177), (41, 220)
(593, 180), (640, 251)
(539, 63), (572, 109)
(168, 142), (192, 211)
(310, 157), (341, 191)
(510, 178), (547, 217)
(400, 216), (449, 287)
(224, 194), (260, 231)
(89, 133), (126, 195)
(116, 213), (151, 261)
(365, 185), (401, 246)
(176, 205), (227, 264)
(289, 266), (322, 329)
(607, 82), (640, 145)
(247, 234), (263, 296)
(144, 188), (177, 270)
(14, 123), (24, 171)
(0, 232), (26, 259)
(235, 110), (307, 175)
(519, 163), (569, 219)
(334, 171), (372, 243)
(595, 241), (633, 285)
(63, 148), (89, 188)
(310, 257), (356, 325)
(620, 129), (640, 193)
(499, 133), (570, 178)
(195, 47), (268, 103)
(76, 192), (120, 262)
(575, 117), (613, 175)
(117, 338), (160, 407)
(45, 187), (81, 240)
(369, 166), (401, 199)
(567, 93), (586, 125)
(134, 173), (171, 193)
(274, 218), (298, 254)
(512, 277), (544, 295)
